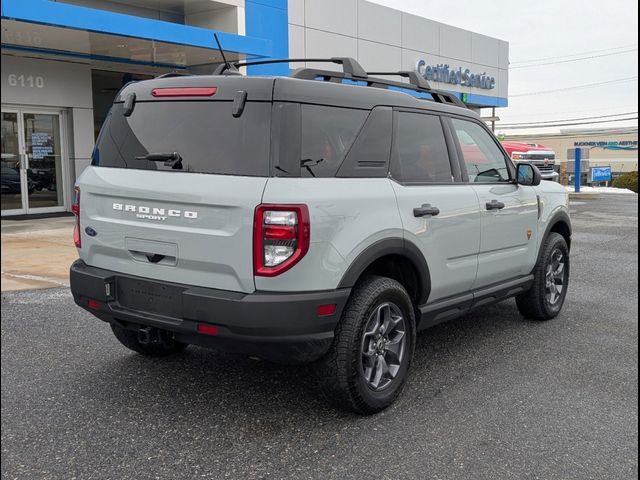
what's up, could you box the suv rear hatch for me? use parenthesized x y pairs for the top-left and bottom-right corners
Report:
(77, 76), (275, 293)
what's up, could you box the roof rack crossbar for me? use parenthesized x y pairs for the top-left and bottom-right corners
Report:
(366, 71), (431, 90)
(291, 68), (466, 107)
(213, 57), (368, 78)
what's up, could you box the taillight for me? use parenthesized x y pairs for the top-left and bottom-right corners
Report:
(151, 87), (217, 97)
(72, 186), (81, 248)
(196, 324), (219, 336)
(254, 204), (310, 277)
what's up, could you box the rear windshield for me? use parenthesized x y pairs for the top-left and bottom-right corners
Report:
(93, 101), (271, 176)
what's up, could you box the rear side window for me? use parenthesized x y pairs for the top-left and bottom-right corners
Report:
(300, 105), (368, 178)
(392, 112), (453, 184)
(451, 118), (510, 183)
(93, 101), (271, 176)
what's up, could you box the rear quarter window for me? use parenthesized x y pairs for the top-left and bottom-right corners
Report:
(300, 105), (368, 178)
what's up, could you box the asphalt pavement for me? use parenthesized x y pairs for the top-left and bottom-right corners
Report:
(2, 194), (638, 480)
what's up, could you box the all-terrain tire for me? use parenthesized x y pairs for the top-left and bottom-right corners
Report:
(316, 276), (416, 415)
(516, 232), (570, 321)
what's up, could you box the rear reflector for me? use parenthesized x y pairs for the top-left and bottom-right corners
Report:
(72, 186), (81, 248)
(87, 299), (101, 310)
(196, 324), (219, 336)
(151, 87), (217, 97)
(317, 304), (337, 316)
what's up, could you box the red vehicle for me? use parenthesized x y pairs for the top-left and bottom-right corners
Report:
(501, 141), (559, 181)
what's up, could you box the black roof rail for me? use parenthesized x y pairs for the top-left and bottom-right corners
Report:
(291, 67), (466, 108)
(213, 57), (368, 78)
(365, 71), (466, 107)
(210, 56), (466, 108)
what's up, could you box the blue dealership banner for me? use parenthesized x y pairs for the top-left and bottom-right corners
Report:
(590, 166), (613, 182)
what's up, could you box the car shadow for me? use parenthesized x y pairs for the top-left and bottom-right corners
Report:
(71, 299), (550, 422)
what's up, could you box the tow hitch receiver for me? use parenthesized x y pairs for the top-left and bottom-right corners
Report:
(137, 326), (166, 345)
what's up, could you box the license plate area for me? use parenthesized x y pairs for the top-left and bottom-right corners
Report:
(116, 277), (184, 318)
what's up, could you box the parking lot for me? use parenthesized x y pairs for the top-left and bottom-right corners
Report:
(1, 194), (638, 480)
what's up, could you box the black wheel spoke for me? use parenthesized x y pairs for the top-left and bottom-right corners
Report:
(360, 302), (407, 391)
(545, 248), (566, 306)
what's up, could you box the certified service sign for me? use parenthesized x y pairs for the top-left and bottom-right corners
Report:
(415, 60), (496, 90)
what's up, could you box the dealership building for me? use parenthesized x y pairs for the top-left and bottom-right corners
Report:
(505, 127), (639, 181)
(1, 0), (509, 216)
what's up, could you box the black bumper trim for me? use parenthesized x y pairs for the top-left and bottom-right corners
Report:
(70, 260), (350, 363)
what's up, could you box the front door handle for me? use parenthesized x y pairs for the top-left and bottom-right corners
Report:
(413, 204), (440, 217)
(486, 200), (506, 211)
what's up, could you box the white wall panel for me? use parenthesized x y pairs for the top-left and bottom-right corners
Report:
(471, 32), (500, 67)
(358, 39), (401, 72)
(288, 0), (305, 26)
(439, 24), (472, 61)
(358, 0), (401, 47)
(305, 29), (358, 71)
(401, 13), (439, 54)
(305, 0), (357, 37)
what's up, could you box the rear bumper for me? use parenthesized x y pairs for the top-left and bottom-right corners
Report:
(70, 260), (350, 363)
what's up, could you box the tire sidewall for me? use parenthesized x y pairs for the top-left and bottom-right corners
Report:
(351, 280), (416, 410)
(541, 234), (570, 317)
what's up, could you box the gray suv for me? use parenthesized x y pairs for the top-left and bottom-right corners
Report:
(70, 58), (571, 414)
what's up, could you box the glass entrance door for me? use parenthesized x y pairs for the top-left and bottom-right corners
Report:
(1, 109), (66, 215)
(1, 112), (23, 212)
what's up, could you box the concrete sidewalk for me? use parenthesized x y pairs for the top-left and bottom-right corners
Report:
(1, 217), (77, 291)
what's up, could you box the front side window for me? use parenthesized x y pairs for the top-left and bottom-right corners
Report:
(451, 118), (511, 183)
(392, 112), (453, 184)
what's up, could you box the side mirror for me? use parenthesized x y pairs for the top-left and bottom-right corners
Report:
(516, 162), (542, 186)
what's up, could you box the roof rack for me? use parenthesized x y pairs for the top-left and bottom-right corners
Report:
(212, 57), (466, 108)
(366, 71), (431, 90)
(213, 57), (368, 78)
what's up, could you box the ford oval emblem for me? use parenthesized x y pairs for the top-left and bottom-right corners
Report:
(85, 226), (97, 237)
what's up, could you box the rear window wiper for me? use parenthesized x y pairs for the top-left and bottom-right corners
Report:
(300, 158), (324, 177)
(134, 152), (182, 167)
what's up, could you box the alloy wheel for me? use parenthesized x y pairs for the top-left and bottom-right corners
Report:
(545, 248), (566, 306)
(360, 302), (407, 391)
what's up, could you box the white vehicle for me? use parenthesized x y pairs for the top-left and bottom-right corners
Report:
(70, 58), (572, 414)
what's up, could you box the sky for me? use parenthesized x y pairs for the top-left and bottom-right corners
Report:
(371, 0), (639, 134)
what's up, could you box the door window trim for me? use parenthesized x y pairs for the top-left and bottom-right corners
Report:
(390, 107), (463, 186)
(442, 114), (516, 185)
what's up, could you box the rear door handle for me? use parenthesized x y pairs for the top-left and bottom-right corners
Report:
(413, 204), (440, 217)
(486, 200), (506, 211)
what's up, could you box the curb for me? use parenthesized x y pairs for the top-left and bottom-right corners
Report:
(568, 192), (601, 200)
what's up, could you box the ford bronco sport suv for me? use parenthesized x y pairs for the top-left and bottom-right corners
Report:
(70, 57), (571, 414)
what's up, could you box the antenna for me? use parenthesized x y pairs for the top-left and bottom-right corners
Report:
(213, 33), (233, 73)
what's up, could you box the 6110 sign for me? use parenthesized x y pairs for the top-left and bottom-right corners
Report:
(7, 74), (45, 89)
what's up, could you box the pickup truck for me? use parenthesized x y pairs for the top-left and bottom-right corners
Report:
(502, 141), (559, 181)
